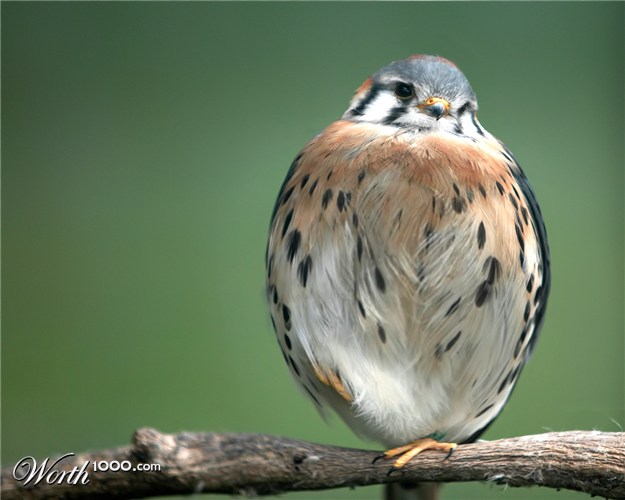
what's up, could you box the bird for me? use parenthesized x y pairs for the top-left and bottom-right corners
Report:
(265, 55), (550, 500)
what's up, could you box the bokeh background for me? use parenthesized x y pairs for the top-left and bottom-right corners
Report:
(3, 3), (623, 499)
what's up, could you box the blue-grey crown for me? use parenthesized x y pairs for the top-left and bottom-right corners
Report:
(374, 55), (477, 106)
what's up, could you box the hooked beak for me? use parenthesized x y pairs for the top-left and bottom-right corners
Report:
(417, 97), (450, 120)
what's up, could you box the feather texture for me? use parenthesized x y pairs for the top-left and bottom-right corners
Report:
(266, 56), (549, 468)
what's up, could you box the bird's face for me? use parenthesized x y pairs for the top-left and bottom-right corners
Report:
(343, 55), (482, 137)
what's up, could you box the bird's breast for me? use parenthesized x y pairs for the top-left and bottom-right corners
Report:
(266, 119), (546, 445)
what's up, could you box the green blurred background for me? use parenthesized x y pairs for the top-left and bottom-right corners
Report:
(2, 3), (623, 499)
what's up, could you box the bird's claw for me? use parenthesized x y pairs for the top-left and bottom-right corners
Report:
(386, 466), (399, 477)
(372, 453), (387, 464)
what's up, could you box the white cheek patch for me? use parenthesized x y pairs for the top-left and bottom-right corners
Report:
(360, 93), (401, 122)
(460, 112), (485, 139)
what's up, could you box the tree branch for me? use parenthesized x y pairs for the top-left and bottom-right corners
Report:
(2, 428), (623, 499)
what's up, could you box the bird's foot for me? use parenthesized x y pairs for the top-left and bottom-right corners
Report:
(372, 437), (457, 474)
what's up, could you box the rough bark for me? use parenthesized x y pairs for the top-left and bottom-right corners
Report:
(2, 428), (623, 499)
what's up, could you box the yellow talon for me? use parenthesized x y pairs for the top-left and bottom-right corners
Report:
(379, 437), (457, 469)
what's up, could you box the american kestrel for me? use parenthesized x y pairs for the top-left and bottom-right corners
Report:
(265, 55), (550, 499)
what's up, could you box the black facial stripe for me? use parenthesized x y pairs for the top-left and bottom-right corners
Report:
(471, 112), (485, 136)
(349, 83), (382, 117)
(383, 105), (408, 125)
(457, 101), (470, 115)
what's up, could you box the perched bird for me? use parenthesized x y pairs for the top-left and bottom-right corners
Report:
(265, 55), (550, 499)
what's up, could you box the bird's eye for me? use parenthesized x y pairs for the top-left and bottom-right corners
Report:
(393, 82), (414, 100)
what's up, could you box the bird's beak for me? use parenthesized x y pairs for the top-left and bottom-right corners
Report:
(417, 97), (450, 120)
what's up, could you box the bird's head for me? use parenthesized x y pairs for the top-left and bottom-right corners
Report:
(343, 55), (482, 137)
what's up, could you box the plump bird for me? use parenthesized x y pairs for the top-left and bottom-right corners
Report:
(265, 55), (550, 499)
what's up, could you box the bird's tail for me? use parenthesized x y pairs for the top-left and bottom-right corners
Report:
(385, 482), (440, 500)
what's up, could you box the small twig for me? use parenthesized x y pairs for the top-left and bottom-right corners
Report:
(2, 428), (624, 499)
